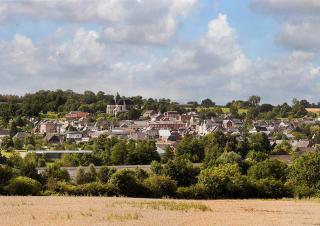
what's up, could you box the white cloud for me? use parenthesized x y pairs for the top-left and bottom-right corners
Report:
(250, 0), (320, 15)
(163, 14), (248, 80)
(0, 9), (319, 104)
(0, 0), (197, 45)
(276, 20), (320, 51)
(54, 28), (105, 66)
(251, 0), (320, 52)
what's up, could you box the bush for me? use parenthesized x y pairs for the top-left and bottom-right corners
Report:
(176, 184), (209, 199)
(198, 164), (248, 198)
(0, 165), (13, 184)
(97, 166), (116, 183)
(109, 169), (150, 197)
(162, 157), (199, 187)
(248, 159), (288, 182)
(44, 163), (70, 182)
(288, 152), (320, 198)
(144, 175), (177, 198)
(216, 152), (242, 166)
(57, 182), (119, 196)
(250, 178), (291, 198)
(246, 151), (269, 162)
(5, 176), (42, 195)
(76, 165), (97, 185)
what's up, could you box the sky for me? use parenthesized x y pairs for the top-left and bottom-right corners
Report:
(0, 0), (320, 105)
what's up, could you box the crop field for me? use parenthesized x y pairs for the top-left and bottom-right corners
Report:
(1, 197), (320, 226)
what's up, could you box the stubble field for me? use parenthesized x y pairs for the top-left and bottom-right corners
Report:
(0, 196), (320, 226)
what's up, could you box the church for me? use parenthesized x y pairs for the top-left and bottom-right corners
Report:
(106, 97), (135, 116)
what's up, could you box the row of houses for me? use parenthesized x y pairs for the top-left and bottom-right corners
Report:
(2, 107), (320, 156)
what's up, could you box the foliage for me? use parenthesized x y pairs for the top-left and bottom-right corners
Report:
(248, 159), (288, 182)
(109, 169), (150, 197)
(76, 165), (97, 185)
(176, 184), (209, 199)
(198, 164), (247, 198)
(175, 135), (204, 162)
(272, 141), (293, 154)
(162, 157), (199, 187)
(5, 176), (42, 195)
(97, 166), (116, 183)
(288, 152), (320, 197)
(44, 163), (70, 182)
(144, 175), (177, 198)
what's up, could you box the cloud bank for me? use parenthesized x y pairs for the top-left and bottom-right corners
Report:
(0, 0), (319, 104)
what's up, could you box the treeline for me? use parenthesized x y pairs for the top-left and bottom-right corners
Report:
(0, 90), (187, 120)
(0, 90), (318, 126)
(1, 147), (320, 199)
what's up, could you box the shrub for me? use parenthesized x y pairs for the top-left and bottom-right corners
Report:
(97, 166), (116, 183)
(288, 152), (320, 197)
(251, 178), (291, 198)
(216, 152), (242, 166)
(176, 184), (209, 199)
(76, 165), (97, 185)
(150, 161), (163, 175)
(109, 169), (150, 197)
(248, 159), (288, 182)
(246, 151), (269, 162)
(144, 175), (177, 198)
(44, 163), (70, 182)
(198, 164), (248, 198)
(0, 165), (13, 184)
(162, 157), (199, 187)
(5, 176), (42, 195)
(57, 181), (119, 196)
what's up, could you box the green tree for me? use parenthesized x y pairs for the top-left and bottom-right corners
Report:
(161, 145), (174, 163)
(1, 136), (13, 150)
(248, 159), (288, 182)
(272, 141), (293, 154)
(249, 133), (271, 153)
(175, 135), (204, 162)
(13, 137), (23, 150)
(144, 175), (177, 198)
(288, 152), (320, 197)
(5, 176), (42, 195)
(216, 152), (242, 166)
(109, 169), (149, 197)
(201, 98), (215, 108)
(163, 157), (199, 187)
(198, 164), (247, 198)
(248, 95), (261, 107)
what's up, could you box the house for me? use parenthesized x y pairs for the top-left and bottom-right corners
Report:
(45, 134), (63, 144)
(106, 98), (135, 115)
(65, 131), (83, 142)
(128, 131), (149, 140)
(159, 129), (171, 141)
(142, 110), (157, 119)
(249, 125), (268, 134)
(40, 121), (62, 134)
(163, 111), (181, 120)
(65, 111), (90, 121)
(290, 139), (314, 151)
(222, 120), (234, 129)
(149, 121), (186, 130)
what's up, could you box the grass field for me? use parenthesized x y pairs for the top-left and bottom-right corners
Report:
(1, 197), (320, 226)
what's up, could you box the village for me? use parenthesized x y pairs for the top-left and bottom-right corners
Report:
(1, 96), (319, 164)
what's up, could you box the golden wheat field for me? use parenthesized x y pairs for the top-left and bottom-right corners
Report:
(0, 197), (320, 226)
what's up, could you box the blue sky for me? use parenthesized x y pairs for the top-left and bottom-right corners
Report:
(0, 0), (319, 104)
